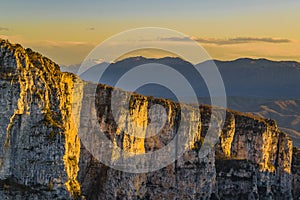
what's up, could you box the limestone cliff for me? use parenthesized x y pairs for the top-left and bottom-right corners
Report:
(0, 39), (82, 199)
(0, 39), (299, 199)
(214, 110), (293, 199)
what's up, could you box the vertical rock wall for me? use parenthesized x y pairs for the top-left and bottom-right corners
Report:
(0, 39), (298, 199)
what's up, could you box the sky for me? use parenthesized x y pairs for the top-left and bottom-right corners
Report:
(0, 0), (300, 65)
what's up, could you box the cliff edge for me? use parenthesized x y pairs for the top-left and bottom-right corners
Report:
(0, 39), (298, 199)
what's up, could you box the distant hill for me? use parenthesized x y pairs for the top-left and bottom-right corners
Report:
(77, 56), (210, 100)
(196, 58), (300, 98)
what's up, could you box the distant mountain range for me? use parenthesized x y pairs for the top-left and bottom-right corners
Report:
(61, 57), (300, 146)
(62, 56), (300, 98)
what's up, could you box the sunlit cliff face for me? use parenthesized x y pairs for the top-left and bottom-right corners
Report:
(0, 39), (298, 199)
(0, 39), (82, 197)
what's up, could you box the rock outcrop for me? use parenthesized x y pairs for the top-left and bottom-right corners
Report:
(214, 111), (293, 199)
(0, 39), (299, 199)
(0, 39), (82, 199)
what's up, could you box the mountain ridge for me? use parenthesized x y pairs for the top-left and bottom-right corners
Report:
(202, 57), (300, 65)
(61, 56), (300, 71)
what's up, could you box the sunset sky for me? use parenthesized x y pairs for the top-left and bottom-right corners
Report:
(1, 0), (300, 65)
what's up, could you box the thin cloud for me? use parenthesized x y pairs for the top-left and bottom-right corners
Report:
(43, 40), (93, 47)
(0, 27), (9, 31)
(0, 34), (24, 43)
(160, 36), (292, 45)
(160, 36), (191, 42)
(223, 37), (291, 44)
(0, 35), (94, 50)
(86, 27), (95, 31)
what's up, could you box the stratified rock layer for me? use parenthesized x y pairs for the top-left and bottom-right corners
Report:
(0, 39), (298, 199)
